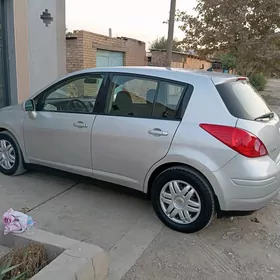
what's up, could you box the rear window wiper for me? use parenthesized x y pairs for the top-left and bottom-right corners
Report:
(254, 112), (274, 121)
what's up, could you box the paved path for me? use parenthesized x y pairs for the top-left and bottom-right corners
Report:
(0, 170), (162, 280)
(1, 79), (280, 280)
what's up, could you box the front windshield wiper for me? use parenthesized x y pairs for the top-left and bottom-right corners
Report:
(254, 112), (274, 121)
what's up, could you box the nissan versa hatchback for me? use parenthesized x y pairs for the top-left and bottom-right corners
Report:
(0, 67), (279, 233)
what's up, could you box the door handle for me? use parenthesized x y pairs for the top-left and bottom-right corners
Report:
(73, 121), (88, 128)
(148, 128), (169, 137)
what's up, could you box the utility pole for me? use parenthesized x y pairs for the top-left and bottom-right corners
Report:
(166, 0), (176, 67)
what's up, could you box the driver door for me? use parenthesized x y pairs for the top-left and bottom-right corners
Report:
(23, 73), (105, 176)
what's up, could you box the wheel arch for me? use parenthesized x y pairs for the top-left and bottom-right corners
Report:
(145, 161), (222, 211)
(0, 126), (28, 163)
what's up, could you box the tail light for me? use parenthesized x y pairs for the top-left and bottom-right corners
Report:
(200, 124), (268, 158)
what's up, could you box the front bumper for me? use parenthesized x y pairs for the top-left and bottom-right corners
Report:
(213, 155), (280, 211)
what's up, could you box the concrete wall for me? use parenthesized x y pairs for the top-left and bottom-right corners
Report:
(11, 0), (66, 103)
(66, 30), (146, 73)
(27, 0), (66, 95)
(55, 0), (66, 78)
(13, 0), (30, 103)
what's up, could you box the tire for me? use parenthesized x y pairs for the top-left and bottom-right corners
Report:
(0, 131), (26, 176)
(151, 166), (216, 233)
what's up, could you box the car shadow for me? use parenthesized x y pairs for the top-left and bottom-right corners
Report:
(26, 164), (149, 200)
(26, 164), (256, 220)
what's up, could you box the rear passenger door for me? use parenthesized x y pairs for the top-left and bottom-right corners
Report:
(91, 73), (190, 191)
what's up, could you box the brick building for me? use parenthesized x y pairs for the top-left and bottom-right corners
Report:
(66, 30), (146, 73)
(148, 49), (212, 70)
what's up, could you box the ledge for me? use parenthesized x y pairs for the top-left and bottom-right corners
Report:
(0, 227), (108, 280)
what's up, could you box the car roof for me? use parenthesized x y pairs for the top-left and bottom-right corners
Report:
(70, 66), (241, 85)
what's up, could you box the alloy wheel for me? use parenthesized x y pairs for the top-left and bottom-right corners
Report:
(0, 139), (16, 170)
(160, 180), (201, 224)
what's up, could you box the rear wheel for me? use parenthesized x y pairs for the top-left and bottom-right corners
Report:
(151, 166), (216, 233)
(0, 131), (26, 176)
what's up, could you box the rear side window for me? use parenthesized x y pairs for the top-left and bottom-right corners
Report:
(216, 81), (271, 120)
(153, 82), (185, 119)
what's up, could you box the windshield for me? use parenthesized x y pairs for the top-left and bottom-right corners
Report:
(216, 80), (271, 121)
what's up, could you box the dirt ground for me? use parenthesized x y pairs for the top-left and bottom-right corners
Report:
(123, 200), (280, 280)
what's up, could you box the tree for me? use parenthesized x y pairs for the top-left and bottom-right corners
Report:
(66, 28), (78, 37)
(150, 36), (184, 52)
(221, 53), (236, 70)
(176, 0), (280, 76)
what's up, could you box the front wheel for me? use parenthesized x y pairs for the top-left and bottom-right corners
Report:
(0, 131), (26, 176)
(151, 166), (216, 233)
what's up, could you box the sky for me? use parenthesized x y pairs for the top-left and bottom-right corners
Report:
(66, 0), (196, 45)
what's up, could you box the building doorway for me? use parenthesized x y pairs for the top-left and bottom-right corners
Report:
(96, 50), (124, 67)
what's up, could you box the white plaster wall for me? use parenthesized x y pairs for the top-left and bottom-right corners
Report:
(27, 0), (66, 95)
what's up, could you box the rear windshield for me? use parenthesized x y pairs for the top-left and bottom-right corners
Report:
(216, 80), (271, 120)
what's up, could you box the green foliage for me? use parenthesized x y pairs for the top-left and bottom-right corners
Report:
(176, 0), (280, 76)
(150, 36), (185, 52)
(66, 29), (78, 37)
(221, 53), (236, 70)
(249, 73), (267, 91)
(0, 259), (25, 280)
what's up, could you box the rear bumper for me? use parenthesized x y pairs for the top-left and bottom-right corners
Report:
(213, 155), (280, 211)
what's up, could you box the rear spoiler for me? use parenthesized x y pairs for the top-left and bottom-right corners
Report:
(214, 76), (249, 85)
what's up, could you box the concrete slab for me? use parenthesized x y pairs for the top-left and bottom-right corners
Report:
(0, 171), (78, 215)
(0, 169), (162, 280)
(28, 181), (156, 251)
(25, 178), (163, 279)
(108, 210), (162, 280)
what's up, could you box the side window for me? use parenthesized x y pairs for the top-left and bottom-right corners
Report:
(106, 75), (158, 118)
(154, 82), (185, 119)
(37, 74), (104, 113)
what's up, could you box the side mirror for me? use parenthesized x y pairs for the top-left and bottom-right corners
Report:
(23, 99), (37, 119)
(24, 99), (35, 112)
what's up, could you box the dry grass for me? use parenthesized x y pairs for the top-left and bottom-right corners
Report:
(1, 242), (49, 280)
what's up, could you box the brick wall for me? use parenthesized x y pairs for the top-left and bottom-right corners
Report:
(148, 51), (166, 67)
(185, 56), (212, 70)
(149, 50), (212, 70)
(66, 30), (146, 73)
(66, 37), (84, 73)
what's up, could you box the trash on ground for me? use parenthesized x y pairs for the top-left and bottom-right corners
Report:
(3, 208), (37, 235)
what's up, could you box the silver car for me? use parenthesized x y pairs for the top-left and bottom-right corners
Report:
(0, 67), (280, 233)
